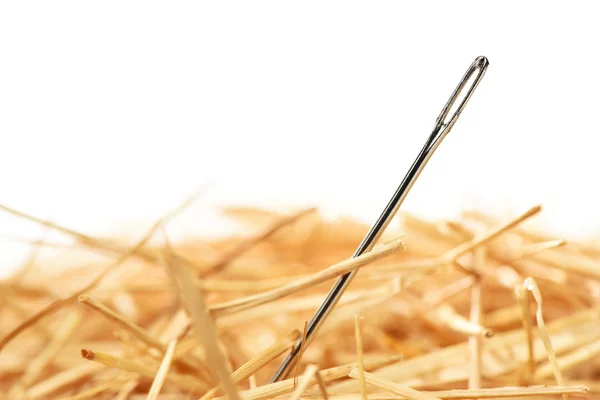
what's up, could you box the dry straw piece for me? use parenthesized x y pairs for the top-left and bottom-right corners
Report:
(0, 200), (599, 399)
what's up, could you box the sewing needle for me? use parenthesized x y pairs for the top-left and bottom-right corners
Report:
(270, 55), (490, 383)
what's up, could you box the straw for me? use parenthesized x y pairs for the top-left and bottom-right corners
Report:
(0, 202), (598, 399)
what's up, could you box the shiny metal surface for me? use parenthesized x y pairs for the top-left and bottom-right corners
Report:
(269, 56), (489, 383)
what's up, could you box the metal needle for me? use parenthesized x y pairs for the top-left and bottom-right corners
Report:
(270, 56), (490, 383)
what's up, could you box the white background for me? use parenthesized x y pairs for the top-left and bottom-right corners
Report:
(1, 1), (599, 276)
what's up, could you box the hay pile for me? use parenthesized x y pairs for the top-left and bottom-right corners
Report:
(0, 199), (599, 400)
